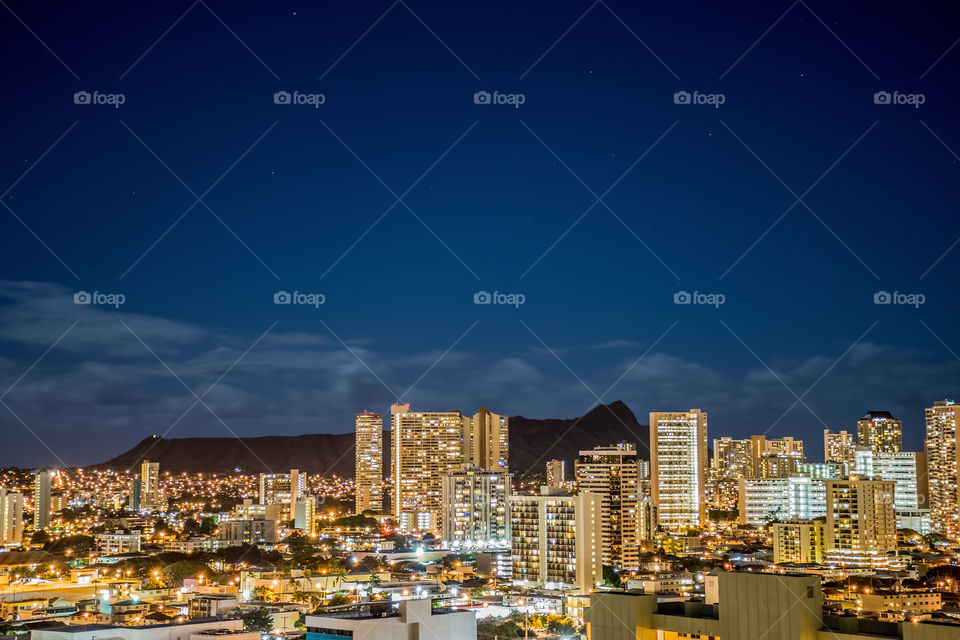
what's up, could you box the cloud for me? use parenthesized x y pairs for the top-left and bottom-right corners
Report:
(0, 280), (956, 467)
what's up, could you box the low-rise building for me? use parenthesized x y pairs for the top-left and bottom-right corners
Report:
(305, 599), (476, 640)
(189, 594), (239, 619)
(96, 531), (142, 555)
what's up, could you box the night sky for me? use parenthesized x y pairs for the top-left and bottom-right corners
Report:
(2, 1), (959, 467)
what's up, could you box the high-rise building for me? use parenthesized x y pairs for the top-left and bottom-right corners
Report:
(853, 449), (929, 511)
(33, 469), (52, 531)
(823, 429), (856, 470)
(925, 400), (960, 537)
(0, 489), (24, 546)
(509, 488), (603, 591)
(130, 477), (142, 511)
(649, 409), (707, 531)
(825, 477), (897, 563)
(391, 404), (465, 533)
(354, 411), (384, 514)
(140, 461), (160, 511)
(857, 411), (903, 453)
(738, 476), (826, 526)
(441, 465), (510, 545)
(294, 498), (316, 533)
(259, 470), (304, 521)
(709, 437), (751, 509)
(575, 443), (642, 569)
(750, 435), (804, 476)
(758, 453), (803, 478)
(546, 459), (566, 488)
(462, 408), (509, 471)
(772, 518), (825, 564)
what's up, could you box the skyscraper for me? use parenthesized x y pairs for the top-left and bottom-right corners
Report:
(546, 459), (566, 488)
(391, 403), (465, 532)
(441, 465), (510, 545)
(0, 488), (24, 546)
(259, 470), (304, 521)
(857, 411), (903, 453)
(355, 411), (384, 514)
(925, 400), (960, 537)
(710, 437), (752, 508)
(853, 449), (929, 512)
(824, 477), (897, 564)
(823, 429), (856, 469)
(649, 409), (708, 531)
(462, 408), (509, 471)
(575, 443), (642, 569)
(140, 461), (160, 511)
(750, 435), (804, 476)
(509, 488), (603, 591)
(33, 469), (52, 531)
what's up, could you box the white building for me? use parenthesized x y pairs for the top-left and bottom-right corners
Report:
(441, 466), (510, 545)
(509, 488), (603, 592)
(738, 476), (825, 526)
(96, 531), (142, 555)
(305, 598), (476, 640)
(0, 489), (24, 546)
(650, 410), (708, 531)
(31, 617), (244, 640)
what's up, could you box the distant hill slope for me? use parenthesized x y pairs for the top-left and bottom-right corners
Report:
(95, 401), (649, 477)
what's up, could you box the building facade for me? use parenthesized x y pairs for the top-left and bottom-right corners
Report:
(925, 400), (960, 537)
(575, 443), (642, 569)
(649, 410), (707, 531)
(858, 411), (903, 453)
(825, 477), (897, 564)
(0, 489), (23, 546)
(440, 466), (510, 545)
(354, 411), (384, 514)
(509, 488), (603, 591)
(391, 404), (465, 533)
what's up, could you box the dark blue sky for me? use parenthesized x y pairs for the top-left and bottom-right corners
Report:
(1, 0), (959, 467)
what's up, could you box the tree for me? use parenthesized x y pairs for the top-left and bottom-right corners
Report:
(253, 585), (277, 602)
(327, 593), (352, 606)
(235, 607), (273, 633)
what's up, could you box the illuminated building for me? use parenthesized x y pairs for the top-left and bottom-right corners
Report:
(546, 459), (566, 488)
(33, 469), (52, 530)
(772, 518), (825, 564)
(858, 411), (903, 453)
(259, 469), (303, 521)
(354, 411), (384, 514)
(440, 465), (510, 545)
(738, 476), (826, 526)
(140, 461), (161, 511)
(825, 477), (897, 563)
(649, 409), (707, 531)
(391, 404), (464, 533)
(925, 400), (960, 537)
(750, 435), (804, 476)
(710, 437), (751, 508)
(0, 488), (23, 546)
(575, 443), (642, 569)
(294, 499), (316, 533)
(461, 407), (509, 471)
(509, 488), (603, 591)
(824, 429), (856, 470)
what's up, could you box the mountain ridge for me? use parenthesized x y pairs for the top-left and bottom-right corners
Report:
(93, 401), (650, 477)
